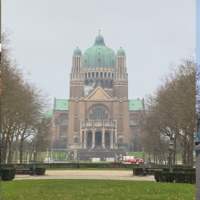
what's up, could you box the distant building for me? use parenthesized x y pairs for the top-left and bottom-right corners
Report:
(129, 99), (145, 152)
(50, 99), (69, 149)
(49, 33), (145, 159)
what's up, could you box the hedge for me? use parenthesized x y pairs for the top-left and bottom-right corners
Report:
(133, 168), (147, 176)
(1, 162), (137, 169)
(29, 167), (46, 176)
(154, 170), (195, 184)
(0, 168), (16, 181)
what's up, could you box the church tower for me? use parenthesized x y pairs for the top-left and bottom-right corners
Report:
(69, 47), (84, 98)
(114, 47), (128, 98)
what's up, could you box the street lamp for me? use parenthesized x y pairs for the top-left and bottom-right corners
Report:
(196, 115), (200, 199)
(168, 140), (174, 172)
(0, 70), (2, 165)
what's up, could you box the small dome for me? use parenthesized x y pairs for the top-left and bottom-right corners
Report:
(117, 47), (126, 56)
(73, 47), (82, 56)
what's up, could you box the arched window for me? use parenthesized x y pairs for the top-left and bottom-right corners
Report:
(89, 105), (109, 120)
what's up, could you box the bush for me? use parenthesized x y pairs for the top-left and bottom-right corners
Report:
(30, 167), (46, 176)
(1, 162), (136, 169)
(174, 172), (195, 184)
(154, 170), (195, 184)
(40, 162), (133, 169)
(0, 168), (16, 181)
(35, 167), (46, 175)
(133, 168), (147, 176)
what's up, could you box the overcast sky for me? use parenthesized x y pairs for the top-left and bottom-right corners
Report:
(2, 0), (195, 105)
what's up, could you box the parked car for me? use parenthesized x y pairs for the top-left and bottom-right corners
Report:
(121, 156), (144, 164)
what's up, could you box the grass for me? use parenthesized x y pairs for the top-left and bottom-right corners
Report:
(0, 180), (195, 200)
(127, 151), (144, 158)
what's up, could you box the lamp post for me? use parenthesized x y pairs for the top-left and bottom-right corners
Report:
(196, 116), (200, 200)
(168, 140), (174, 173)
(196, 0), (200, 198)
(0, 70), (2, 165)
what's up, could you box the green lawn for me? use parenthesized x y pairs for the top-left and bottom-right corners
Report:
(0, 180), (195, 200)
(127, 151), (144, 158)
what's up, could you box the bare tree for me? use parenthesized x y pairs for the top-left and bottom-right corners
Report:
(0, 35), (45, 164)
(142, 60), (195, 166)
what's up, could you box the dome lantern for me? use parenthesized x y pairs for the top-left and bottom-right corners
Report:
(94, 34), (105, 46)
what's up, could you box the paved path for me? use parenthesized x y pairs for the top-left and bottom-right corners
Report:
(15, 170), (155, 181)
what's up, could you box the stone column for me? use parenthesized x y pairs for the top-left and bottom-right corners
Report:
(116, 129), (118, 146)
(102, 129), (105, 149)
(83, 131), (87, 149)
(92, 130), (95, 149)
(112, 129), (116, 149)
(110, 131), (114, 149)
(80, 130), (83, 148)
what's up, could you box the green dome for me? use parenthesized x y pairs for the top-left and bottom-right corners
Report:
(82, 34), (116, 68)
(117, 47), (126, 56)
(73, 47), (82, 56)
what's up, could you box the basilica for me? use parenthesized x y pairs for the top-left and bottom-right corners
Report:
(50, 33), (144, 159)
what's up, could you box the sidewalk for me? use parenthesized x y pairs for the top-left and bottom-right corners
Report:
(15, 170), (155, 181)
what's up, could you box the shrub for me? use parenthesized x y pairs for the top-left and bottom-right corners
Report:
(154, 170), (195, 184)
(30, 167), (46, 176)
(35, 167), (46, 175)
(0, 168), (16, 181)
(1, 162), (136, 169)
(133, 168), (147, 176)
(174, 172), (195, 184)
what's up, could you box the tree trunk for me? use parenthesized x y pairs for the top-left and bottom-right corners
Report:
(19, 137), (24, 164)
(7, 141), (13, 163)
(19, 127), (27, 164)
(1, 135), (7, 163)
(187, 135), (194, 167)
(7, 131), (15, 163)
(173, 134), (177, 165)
(4, 134), (10, 164)
(182, 136), (187, 165)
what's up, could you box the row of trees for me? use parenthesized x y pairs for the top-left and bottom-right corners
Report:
(0, 37), (51, 164)
(141, 60), (195, 166)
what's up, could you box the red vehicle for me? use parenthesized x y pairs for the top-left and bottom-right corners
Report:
(122, 156), (144, 164)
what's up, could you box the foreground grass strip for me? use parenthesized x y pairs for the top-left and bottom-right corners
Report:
(1, 180), (195, 200)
